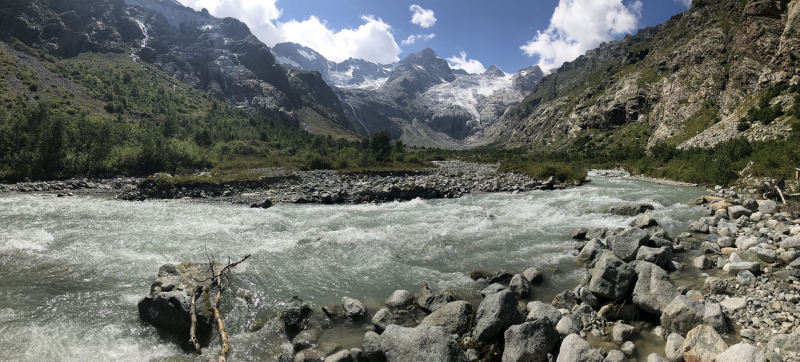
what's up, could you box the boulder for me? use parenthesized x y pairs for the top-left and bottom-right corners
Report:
(727, 262), (760, 275)
(605, 350), (627, 362)
(611, 228), (650, 261)
(660, 295), (705, 335)
(502, 319), (559, 362)
(665, 333), (685, 362)
(386, 290), (415, 308)
(555, 315), (582, 339)
(372, 308), (395, 332)
(292, 329), (321, 352)
(552, 290), (580, 310)
(380, 325), (466, 362)
(736, 271), (755, 286)
(555, 334), (603, 362)
(509, 274), (530, 297)
(586, 228), (609, 240)
(526, 301), (562, 325)
(419, 301), (472, 335)
(703, 302), (728, 334)
(480, 283), (507, 297)
(715, 342), (766, 362)
(728, 206), (751, 220)
(571, 228), (589, 239)
(363, 331), (385, 362)
(688, 222), (710, 234)
(682, 325), (727, 362)
(612, 323), (636, 343)
(703, 277), (728, 294)
(295, 349), (326, 362)
(589, 253), (636, 300)
(742, 199), (759, 212)
(647, 354), (667, 362)
(610, 204), (654, 216)
(576, 239), (608, 264)
(417, 284), (455, 313)
(324, 350), (352, 362)
(343, 297), (367, 318)
(473, 290), (522, 342)
(719, 298), (746, 313)
(636, 246), (673, 267)
(631, 215), (659, 228)
(522, 267), (543, 283)
(766, 334), (800, 354)
(633, 262), (678, 314)
(577, 287), (598, 307)
(780, 236), (800, 250)
(693, 256), (713, 270)
(757, 200), (778, 215)
(598, 303), (637, 321)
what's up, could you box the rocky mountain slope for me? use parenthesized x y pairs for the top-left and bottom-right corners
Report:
(483, 0), (800, 153)
(0, 0), (359, 136)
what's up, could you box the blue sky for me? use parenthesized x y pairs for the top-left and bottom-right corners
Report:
(179, 0), (692, 74)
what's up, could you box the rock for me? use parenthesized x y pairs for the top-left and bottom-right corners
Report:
(509, 274), (530, 297)
(611, 228), (650, 261)
(751, 247), (776, 263)
(693, 256), (714, 270)
(715, 342), (766, 362)
(363, 331), (385, 362)
(295, 349), (326, 362)
(631, 215), (659, 228)
(480, 283), (507, 297)
(350, 348), (365, 362)
(637, 246), (673, 267)
(323, 303), (346, 320)
(325, 350), (352, 362)
(742, 199), (759, 212)
(555, 334), (604, 362)
(719, 298), (746, 313)
(780, 236), (800, 250)
(577, 287), (599, 307)
(576, 239), (608, 264)
(757, 200), (778, 215)
(633, 261), (679, 314)
(610, 204), (655, 216)
(605, 350), (627, 362)
(717, 237), (733, 248)
(571, 228), (589, 239)
(621, 341), (636, 357)
(379, 325), (466, 362)
(586, 228), (609, 240)
(598, 303), (637, 321)
(682, 325), (727, 362)
(552, 290), (580, 310)
(343, 297), (367, 318)
(665, 333), (685, 362)
(589, 253), (636, 300)
(556, 315), (582, 339)
(292, 329), (321, 352)
(703, 302), (728, 334)
(372, 308), (395, 332)
(727, 262), (760, 275)
(689, 222), (710, 234)
(473, 290), (522, 342)
(766, 334), (800, 354)
(522, 267), (543, 283)
(612, 323), (636, 343)
(660, 295), (705, 335)
(417, 284), (456, 313)
(526, 301), (562, 325)
(648, 354), (667, 362)
(703, 277), (728, 294)
(728, 206), (752, 220)
(736, 271), (755, 286)
(419, 301), (472, 335)
(386, 290), (415, 308)
(502, 319), (559, 362)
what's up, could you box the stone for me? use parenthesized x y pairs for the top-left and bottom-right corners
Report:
(612, 323), (636, 343)
(556, 315), (582, 339)
(758, 200), (778, 215)
(509, 274), (530, 297)
(380, 325), (466, 362)
(502, 319), (559, 362)
(552, 290), (580, 310)
(742, 199), (759, 212)
(350, 349), (365, 362)
(751, 247), (776, 263)
(419, 301), (472, 335)
(343, 297), (367, 318)
(648, 354), (667, 362)
(728, 206), (752, 220)
(703, 302), (728, 334)
(325, 350), (352, 362)
(682, 325), (727, 362)
(736, 271), (755, 286)
(576, 239), (608, 264)
(578, 287), (598, 307)
(473, 290), (522, 342)
(693, 256), (714, 270)
(637, 246), (673, 267)
(717, 237), (733, 248)
(555, 334), (604, 362)
(660, 295), (705, 335)
(372, 308), (395, 332)
(589, 253), (636, 300)
(386, 290), (415, 308)
(522, 267), (543, 283)
(586, 228), (609, 240)
(631, 214), (659, 228)
(703, 277), (728, 294)
(633, 262), (679, 314)
(526, 301), (562, 325)
(766, 334), (800, 354)
(780, 236), (800, 250)
(719, 298), (746, 313)
(611, 228), (650, 262)
(323, 303), (346, 321)
(598, 303), (637, 321)
(715, 342), (766, 362)
(417, 284), (456, 313)
(689, 222), (710, 234)
(727, 262), (760, 275)
(295, 349), (326, 362)
(292, 329), (321, 352)
(605, 350), (627, 362)
(621, 341), (636, 357)
(610, 204), (655, 216)
(571, 228), (589, 239)
(363, 331), (385, 362)
(480, 283), (507, 297)
(665, 333), (685, 362)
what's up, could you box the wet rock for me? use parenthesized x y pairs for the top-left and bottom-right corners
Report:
(682, 325), (727, 362)
(689, 222), (710, 234)
(648, 353), (667, 362)
(703, 277), (728, 294)
(637, 246), (673, 267)
(292, 329), (321, 352)
(552, 290), (580, 310)
(556, 334), (604, 362)
(522, 267), (543, 283)
(611, 228), (650, 262)
(372, 308), (395, 332)
(586, 228), (610, 240)
(610, 204), (654, 216)
(631, 215), (659, 228)
(324, 350), (352, 362)
(612, 323), (636, 343)
(480, 283), (507, 297)
(295, 349), (326, 362)
(605, 350), (627, 362)
(379, 325), (466, 362)
(576, 239), (608, 264)
(556, 315), (582, 339)
(598, 303), (637, 321)
(343, 297), (367, 318)
(502, 319), (559, 362)
(386, 290), (415, 308)
(417, 284), (456, 313)
(716, 342), (766, 362)
(323, 303), (346, 320)
(363, 331), (385, 362)
(621, 341), (636, 357)
(509, 274), (530, 297)
(571, 228), (589, 240)
(693, 256), (714, 270)
(350, 348), (365, 362)
(419, 301), (472, 335)
(474, 290), (523, 342)
(577, 286), (599, 307)
(665, 333), (685, 362)
(526, 301), (562, 325)
(660, 295), (705, 335)
(633, 261), (678, 314)
(589, 253), (636, 300)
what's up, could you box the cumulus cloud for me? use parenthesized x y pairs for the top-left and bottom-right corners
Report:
(409, 5), (437, 28)
(520, 0), (643, 70)
(675, 0), (691, 8)
(401, 33), (436, 46)
(178, 0), (402, 64)
(446, 52), (486, 74)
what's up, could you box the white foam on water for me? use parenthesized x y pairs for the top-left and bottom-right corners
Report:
(1, 229), (54, 251)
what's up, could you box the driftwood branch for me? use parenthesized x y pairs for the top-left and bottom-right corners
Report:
(776, 186), (787, 205)
(212, 255), (250, 362)
(189, 285), (203, 352)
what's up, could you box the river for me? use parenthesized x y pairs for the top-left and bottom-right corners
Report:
(0, 177), (704, 361)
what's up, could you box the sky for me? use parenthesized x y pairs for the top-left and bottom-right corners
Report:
(177, 0), (692, 74)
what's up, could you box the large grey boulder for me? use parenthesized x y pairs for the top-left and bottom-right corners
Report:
(610, 204), (654, 216)
(682, 325), (727, 362)
(633, 262), (677, 314)
(417, 284), (455, 313)
(589, 253), (636, 300)
(660, 295), (705, 335)
(636, 246), (673, 267)
(631, 215), (659, 228)
(612, 323), (636, 344)
(703, 277), (728, 294)
(766, 334), (800, 354)
(380, 325), (466, 362)
(555, 334), (603, 362)
(781, 236), (800, 250)
(689, 222), (710, 234)
(372, 308), (395, 332)
(502, 319), (559, 362)
(611, 228), (650, 261)
(605, 350), (627, 362)
(665, 333), (685, 362)
(526, 301), (562, 325)
(386, 290), (415, 308)
(571, 228), (589, 240)
(703, 302), (728, 334)
(295, 349), (325, 362)
(757, 200), (778, 215)
(324, 350), (352, 362)
(576, 239), (607, 264)
(728, 206), (751, 220)
(586, 228), (609, 240)
(292, 329), (321, 352)
(522, 267), (543, 283)
(509, 274), (530, 297)
(363, 331), (385, 362)
(474, 290), (523, 342)
(727, 262), (760, 275)
(555, 315), (582, 339)
(343, 297), (367, 318)
(716, 342), (766, 362)
(419, 301), (472, 335)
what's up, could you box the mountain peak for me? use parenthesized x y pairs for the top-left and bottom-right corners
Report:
(483, 65), (505, 77)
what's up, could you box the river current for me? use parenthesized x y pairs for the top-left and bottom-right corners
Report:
(0, 177), (703, 361)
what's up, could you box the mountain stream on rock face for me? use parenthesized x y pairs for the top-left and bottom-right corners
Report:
(0, 177), (704, 361)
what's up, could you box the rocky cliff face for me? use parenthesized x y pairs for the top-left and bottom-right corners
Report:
(0, 0), (355, 134)
(484, 0), (800, 151)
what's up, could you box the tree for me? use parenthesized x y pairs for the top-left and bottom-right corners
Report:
(370, 131), (392, 162)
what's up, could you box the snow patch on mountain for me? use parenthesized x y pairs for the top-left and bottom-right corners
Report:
(426, 73), (515, 122)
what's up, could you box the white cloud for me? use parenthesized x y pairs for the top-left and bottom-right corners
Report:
(401, 33), (436, 46)
(177, 0), (402, 64)
(520, 0), (644, 70)
(409, 5), (437, 28)
(446, 52), (486, 74)
(675, 0), (691, 8)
